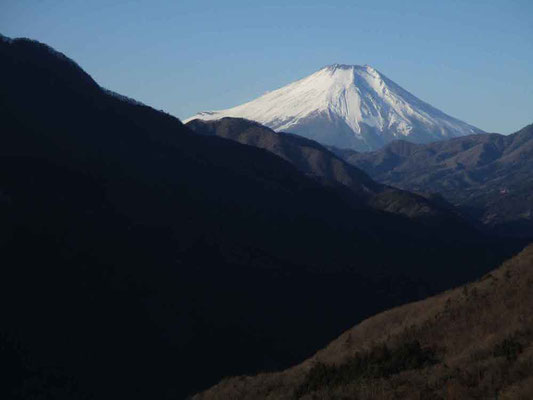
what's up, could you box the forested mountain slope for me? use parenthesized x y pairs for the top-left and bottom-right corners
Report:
(195, 244), (533, 399)
(0, 36), (521, 399)
(333, 125), (533, 237)
(186, 117), (465, 221)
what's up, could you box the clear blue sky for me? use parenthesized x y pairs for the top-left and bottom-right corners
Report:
(1, 0), (532, 133)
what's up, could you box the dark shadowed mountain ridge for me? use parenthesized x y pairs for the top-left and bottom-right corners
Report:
(0, 36), (522, 399)
(187, 117), (376, 192)
(186, 117), (469, 222)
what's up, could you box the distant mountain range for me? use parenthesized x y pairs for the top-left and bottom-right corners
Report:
(186, 64), (483, 151)
(193, 244), (533, 399)
(187, 117), (464, 222)
(332, 124), (533, 237)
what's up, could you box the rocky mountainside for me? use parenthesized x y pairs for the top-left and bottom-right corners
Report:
(186, 64), (483, 151)
(334, 124), (533, 237)
(194, 244), (533, 400)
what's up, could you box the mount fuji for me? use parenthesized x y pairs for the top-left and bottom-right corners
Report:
(185, 64), (484, 151)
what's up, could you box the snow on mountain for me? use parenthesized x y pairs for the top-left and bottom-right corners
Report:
(185, 64), (484, 151)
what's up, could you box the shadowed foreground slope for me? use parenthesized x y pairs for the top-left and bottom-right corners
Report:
(0, 35), (523, 399)
(195, 244), (533, 399)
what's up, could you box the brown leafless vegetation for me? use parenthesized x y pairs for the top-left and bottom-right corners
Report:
(194, 244), (533, 399)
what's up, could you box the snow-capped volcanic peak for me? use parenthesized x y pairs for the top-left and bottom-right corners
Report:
(185, 64), (483, 151)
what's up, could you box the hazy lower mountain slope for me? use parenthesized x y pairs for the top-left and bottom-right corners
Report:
(194, 244), (533, 400)
(185, 64), (483, 151)
(336, 125), (533, 236)
(1, 36), (518, 399)
(186, 117), (463, 220)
